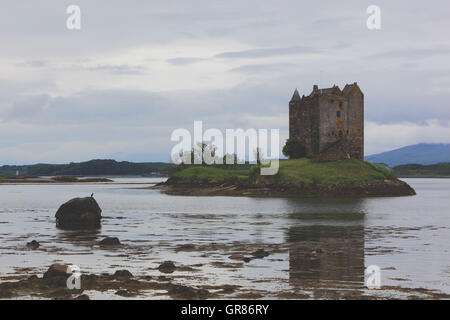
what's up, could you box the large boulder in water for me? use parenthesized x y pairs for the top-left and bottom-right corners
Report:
(55, 196), (102, 229)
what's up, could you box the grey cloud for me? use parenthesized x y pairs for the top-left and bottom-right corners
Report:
(4, 94), (52, 120)
(214, 46), (322, 59)
(167, 45), (324, 66)
(166, 57), (207, 66)
(2, 84), (285, 126)
(367, 47), (450, 60)
(16, 60), (47, 67)
(311, 15), (359, 28)
(85, 64), (146, 75)
(229, 63), (297, 73)
(0, 84), (289, 163)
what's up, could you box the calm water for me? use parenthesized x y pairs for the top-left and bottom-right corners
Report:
(0, 178), (449, 298)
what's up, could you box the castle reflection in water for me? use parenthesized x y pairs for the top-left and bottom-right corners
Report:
(285, 198), (366, 292)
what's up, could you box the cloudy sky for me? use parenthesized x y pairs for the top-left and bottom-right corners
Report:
(0, 0), (449, 164)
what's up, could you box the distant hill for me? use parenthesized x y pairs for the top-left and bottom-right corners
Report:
(365, 143), (450, 167)
(0, 159), (170, 177)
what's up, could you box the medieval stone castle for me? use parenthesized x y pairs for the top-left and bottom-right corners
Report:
(289, 83), (364, 161)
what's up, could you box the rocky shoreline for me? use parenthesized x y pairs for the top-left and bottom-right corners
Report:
(155, 176), (416, 197)
(2, 241), (448, 300)
(0, 264), (213, 300)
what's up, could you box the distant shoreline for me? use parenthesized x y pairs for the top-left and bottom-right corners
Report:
(399, 175), (450, 179)
(0, 177), (113, 184)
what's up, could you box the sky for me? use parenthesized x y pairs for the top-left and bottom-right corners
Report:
(0, 0), (450, 164)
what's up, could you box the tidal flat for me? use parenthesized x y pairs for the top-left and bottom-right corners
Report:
(0, 177), (449, 299)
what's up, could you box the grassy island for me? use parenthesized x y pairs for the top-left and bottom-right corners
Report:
(161, 158), (414, 197)
(173, 158), (394, 186)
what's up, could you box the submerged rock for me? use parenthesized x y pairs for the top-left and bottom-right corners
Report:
(252, 249), (270, 258)
(99, 237), (121, 246)
(167, 284), (210, 299)
(26, 240), (40, 250)
(43, 264), (68, 278)
(115, 289), (138, 297)
(158, 261), (177, 274)
(175, 243), (196, 251)
(113, 270), (133, 279)
(228, 253), (245, 260)
(55, 196), (102, 229)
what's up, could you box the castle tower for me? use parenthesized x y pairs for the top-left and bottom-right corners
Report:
(288, 83), (364, 161)
(289, 89), (301, 141)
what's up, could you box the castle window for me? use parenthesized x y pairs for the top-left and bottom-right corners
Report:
(339, 102), (343, 107)
(339, 130), (343, 137)
(336, 110), (341, 118)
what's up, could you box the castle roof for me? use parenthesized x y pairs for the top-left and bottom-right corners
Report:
(342, 82), (361, 96)
(290, 88), (301, 102)
(291, 83), (362, 102)
(309, 85), (342, 97)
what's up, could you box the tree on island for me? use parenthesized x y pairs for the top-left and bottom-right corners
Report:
(282, 139), (306, 159)
(177, 142), (220, 166)
(253, 147), (264, 165)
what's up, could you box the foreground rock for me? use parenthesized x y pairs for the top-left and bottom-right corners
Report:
(252, 249), (270, 258)
(43, 264), (68, 278)
(99, 237), (121, 246)
(42, 264), (71, 287)
(55, 196), (102, 229)
(113, 270), (133, 279)
(26, 240), (40, 250)
(158, 261), (177, 274)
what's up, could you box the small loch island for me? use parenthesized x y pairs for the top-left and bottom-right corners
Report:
(156, 158), (416, 197)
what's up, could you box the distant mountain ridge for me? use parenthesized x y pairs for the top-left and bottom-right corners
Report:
(0, 159), (170, 176)
(365, 143), (450, 167)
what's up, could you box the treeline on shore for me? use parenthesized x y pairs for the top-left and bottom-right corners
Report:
(0, 159), (170, 177)
(1, 158), (449, 178)
(392, 163), (450, 177)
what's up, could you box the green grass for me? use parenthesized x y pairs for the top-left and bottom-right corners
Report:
(278, 158), (394, 185)
(0, 174), (6, 180)
(173, 158), (395, 186)
(174, 166), (253, 181)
